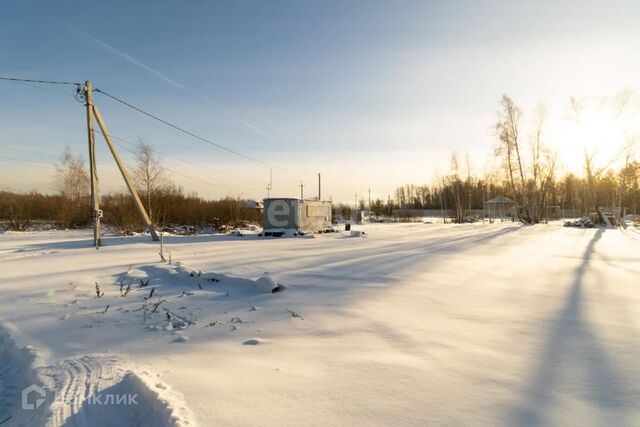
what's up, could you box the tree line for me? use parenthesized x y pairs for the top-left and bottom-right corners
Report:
(389, 95), (639, 224)
(0, 141), (260, 232)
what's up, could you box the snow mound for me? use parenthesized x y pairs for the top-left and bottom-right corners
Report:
(255, 274), (277, 293)
(0, 327), (46, 426)
(174, 263), (285, 295)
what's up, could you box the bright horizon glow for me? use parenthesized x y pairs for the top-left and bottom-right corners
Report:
(547, 102), (638, 176)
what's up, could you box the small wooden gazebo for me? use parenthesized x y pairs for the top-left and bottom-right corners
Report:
(485, 196), (517, 222)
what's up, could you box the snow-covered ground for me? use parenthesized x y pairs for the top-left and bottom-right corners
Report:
(1, 223), (639, 426)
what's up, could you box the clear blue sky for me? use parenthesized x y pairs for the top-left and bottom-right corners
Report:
(2, 1), (640, 201)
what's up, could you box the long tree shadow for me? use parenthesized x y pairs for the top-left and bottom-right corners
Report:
(511, 228), (638, 425)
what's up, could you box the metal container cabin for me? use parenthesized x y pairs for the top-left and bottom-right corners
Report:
(263, 198), (332, 234)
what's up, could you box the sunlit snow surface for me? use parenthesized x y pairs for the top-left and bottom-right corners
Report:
(1, 222), (639, 426)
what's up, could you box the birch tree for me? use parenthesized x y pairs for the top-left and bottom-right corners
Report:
(133, 139), (168, 221)
(495, 95), (531, 222)
(54, 147), (90, 227)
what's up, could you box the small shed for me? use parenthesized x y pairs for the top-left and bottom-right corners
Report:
(485, 196), (517, 222)
(263, 198), (332, 235)
(243, 199), (264, 210)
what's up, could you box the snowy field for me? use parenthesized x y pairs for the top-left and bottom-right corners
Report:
(1, 222), (640, 426)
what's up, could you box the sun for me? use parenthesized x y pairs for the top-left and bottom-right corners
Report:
(549, 108), (628, 175)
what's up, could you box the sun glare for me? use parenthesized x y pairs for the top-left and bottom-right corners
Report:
(550, 108), (629, 174)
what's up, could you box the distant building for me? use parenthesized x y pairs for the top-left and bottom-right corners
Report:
(485, 196), (517, 221)
(243, 199), (264, 210)
(263, 198), (332, 235)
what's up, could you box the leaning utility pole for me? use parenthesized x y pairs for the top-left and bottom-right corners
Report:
(85, 81), (101, 248)
(84, 81), (159, 243)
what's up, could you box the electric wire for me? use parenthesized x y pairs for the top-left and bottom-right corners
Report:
(0, 76), (81, 86)
(0, 155), (57, 169)
(95, 102), (307, 186)
(0, 145), (60, 159)
(102, 132), (265, 185)
(93, 88), (271, 165)
(109, 138), (263, 192)
(4, 80), (76, 97)
(93, 88), (307, 176)
(1, 76), (313, 192)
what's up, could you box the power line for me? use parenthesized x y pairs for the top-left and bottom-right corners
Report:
(1, 76), (311, 187)
(95, 92), (313, 182)
(167, 167), (262, 192)
(0, 140), (262, 193)
(0, 145), (60, 159)
(93, 88), (275, 167)
(0, 155), (57, 169)
(0, 76), (81, 86)
(0, 147), (120, 179)
(4, 80), (76, 97)
(93, 87), (308, 178)
(110, 138), (263, 192)
(102, 132), (265, 185)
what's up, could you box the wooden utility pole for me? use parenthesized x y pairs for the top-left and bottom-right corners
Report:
(85, 81), (101, 248)
(318, 173), (321, 200)
(88, 87), (159, 241)
(299, 181), (304, 199)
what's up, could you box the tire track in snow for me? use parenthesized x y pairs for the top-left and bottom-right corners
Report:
(39, 354), (196, 427)
(0, 325), (196, 427)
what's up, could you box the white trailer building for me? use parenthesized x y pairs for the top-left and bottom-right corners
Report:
(263, 198), (332, 236)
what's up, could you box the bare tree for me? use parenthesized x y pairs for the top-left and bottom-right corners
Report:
(54, 147), (90, 227)
(529, 105), (558, 222)
(449, 152), (464, 223)
(611, 89), (633, 119)
(569, 97), (585, 118)
(495, 95), (531, 222)
(464, 153), (473, 214)
(495, 97), (519, 205)
(55, 147), (89, 203)
(133, 139), (169, 221)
